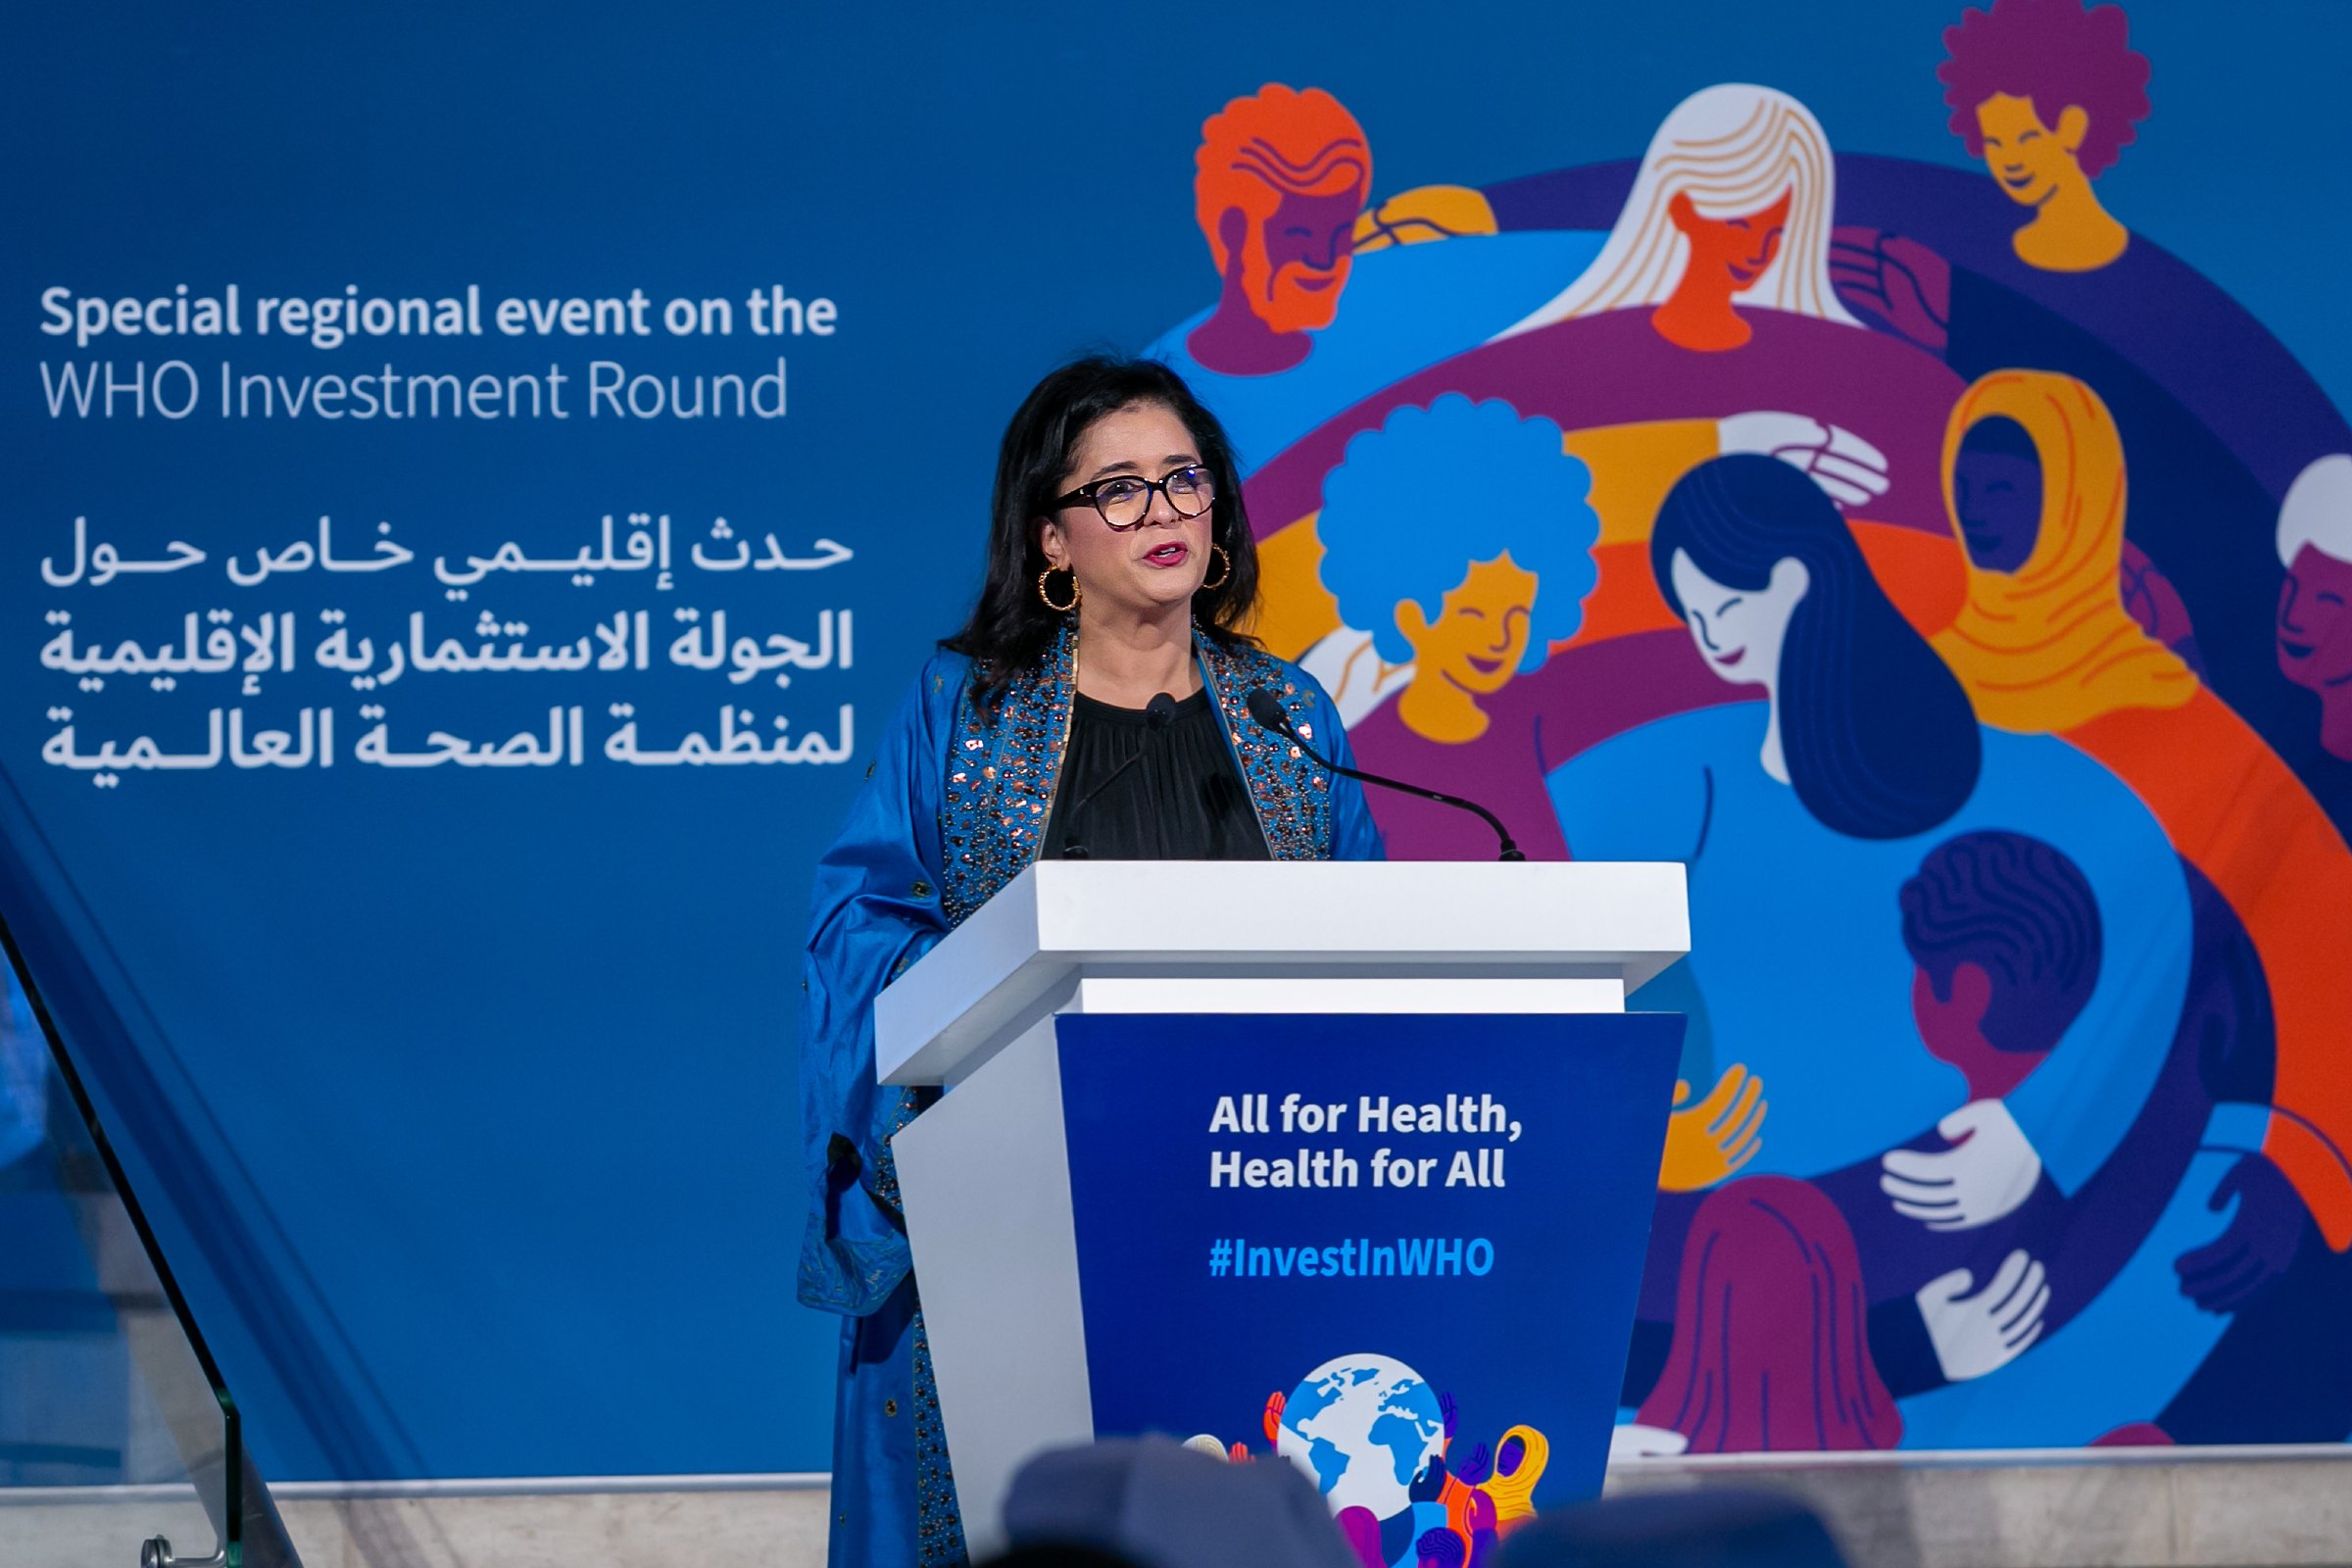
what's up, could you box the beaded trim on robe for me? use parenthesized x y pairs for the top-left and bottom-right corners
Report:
(937, 622), (1333, 920)
(1200, 640), (1334, 861)
(938, 623), (1079, 925)
(909, 1307), (967, 1567)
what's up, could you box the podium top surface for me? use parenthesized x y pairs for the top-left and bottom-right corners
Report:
(874, 860), (1689, 1085)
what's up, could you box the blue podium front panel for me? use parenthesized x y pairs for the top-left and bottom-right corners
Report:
(1054, 1009), (1683, 1525)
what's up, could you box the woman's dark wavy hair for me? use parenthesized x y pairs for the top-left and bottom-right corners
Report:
(944, 357), (1259, 708)
(1653, 455), (1981, 840)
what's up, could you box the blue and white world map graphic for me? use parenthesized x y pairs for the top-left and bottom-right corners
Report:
(1274, 1352), (1448, 1519)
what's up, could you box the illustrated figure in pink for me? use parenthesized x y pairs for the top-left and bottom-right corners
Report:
(1188, 84), (1373, 376)
(1337, 1506), (1385, 1568)
(1618, 1177), (1906, 1454)
(1937, 0), (2153, 272)
(2276, 454), (2352, 761)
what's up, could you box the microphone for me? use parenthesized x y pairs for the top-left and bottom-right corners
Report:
(1245, 687), (1527, 861)
(1060, 691), (1178, 860)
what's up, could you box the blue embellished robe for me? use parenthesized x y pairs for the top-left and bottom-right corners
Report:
(798, 624), (1384, 1566)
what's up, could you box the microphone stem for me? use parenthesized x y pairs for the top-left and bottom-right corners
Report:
(1263, 705), (1526, 861)
(1061, 746), (1151, 860)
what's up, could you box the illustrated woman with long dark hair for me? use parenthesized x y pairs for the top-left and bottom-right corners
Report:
(1550, 454), (2188, 1228)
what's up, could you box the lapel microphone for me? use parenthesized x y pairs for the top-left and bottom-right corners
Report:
(1060, 691), (1178, 860)
(1245, 686), (1527, 861)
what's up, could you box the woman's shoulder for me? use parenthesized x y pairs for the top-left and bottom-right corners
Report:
(1200, 635), (1296, 688)
(894, 647), (975, 710)
(914, 645), (976, 688)
(1209, 640), (1342, 719)
(857, 649), (978, 757)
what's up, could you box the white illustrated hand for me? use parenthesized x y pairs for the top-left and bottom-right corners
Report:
(1916, 1248), (2049, 1381)
(1880, 1099), (2042, 1231)
(1716, 411), (1891, 510)
(1608, 1423), (1690, 1461)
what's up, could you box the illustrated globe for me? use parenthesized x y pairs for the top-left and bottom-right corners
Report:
(1274, 1353), (1446, 1520)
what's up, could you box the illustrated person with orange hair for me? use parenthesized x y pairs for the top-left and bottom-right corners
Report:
(1147, 85), (1613, 473)
(1936, 0), (2152, 272)
(1187, 84), (1372, 377)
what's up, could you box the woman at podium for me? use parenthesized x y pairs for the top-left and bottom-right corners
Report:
(797, 356), (1384, 1567)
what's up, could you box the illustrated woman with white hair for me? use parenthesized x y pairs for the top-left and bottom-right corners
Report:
(2278, 454), (2352, 761)
(1502, 83), (1862, 351)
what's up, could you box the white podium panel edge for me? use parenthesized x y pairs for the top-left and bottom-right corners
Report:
(1072, 976), (1625, 1015)
(893, 1020), (1094, 1563)
(878, 861), (1690, 1088)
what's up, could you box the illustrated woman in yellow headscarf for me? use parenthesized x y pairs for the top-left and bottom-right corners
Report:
(1430, 1419), (1550, 1545)
(1475, 1425), (1547, 1536)
(1936, 369), (2352, 1271)
(1934, 373), (2195, 727)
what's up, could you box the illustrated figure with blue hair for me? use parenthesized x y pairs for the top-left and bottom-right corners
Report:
(1307, 393), (1598, 862)
(1317, 395), (1598, 738)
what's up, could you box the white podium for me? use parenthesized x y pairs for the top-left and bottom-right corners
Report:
(880, 861), (1689, 1556)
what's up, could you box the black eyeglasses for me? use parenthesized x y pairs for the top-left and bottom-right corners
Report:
(1054, 465), (1217, 530)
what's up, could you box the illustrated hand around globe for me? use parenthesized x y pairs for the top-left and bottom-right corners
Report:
(1273, 1353), (1446, 1521)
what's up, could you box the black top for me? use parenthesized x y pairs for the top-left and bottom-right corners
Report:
(1042, 689), (1271, 861)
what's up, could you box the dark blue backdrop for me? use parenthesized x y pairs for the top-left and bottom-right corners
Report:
(4, 0), (2347, 1480)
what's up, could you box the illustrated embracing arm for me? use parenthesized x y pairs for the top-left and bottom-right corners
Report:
(1874, 739), (2192, 1229)
(1660, 1065), (1765, 1192)
(1562, 415), (1888, 541)
(2001, 770), (2193, 1200)
(1865, 1248), (2051, 1396)
(2069, 698), (2352, 1252)
(795, 658), (957, 1316)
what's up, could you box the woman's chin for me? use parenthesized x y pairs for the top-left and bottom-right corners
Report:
(1148, 577), (1204, 610)
(1090, 579), (1202, 621)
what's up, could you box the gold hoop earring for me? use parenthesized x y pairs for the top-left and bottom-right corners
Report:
(1037, 566), (1079, 612)
(1199, 545), (1231, 592)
